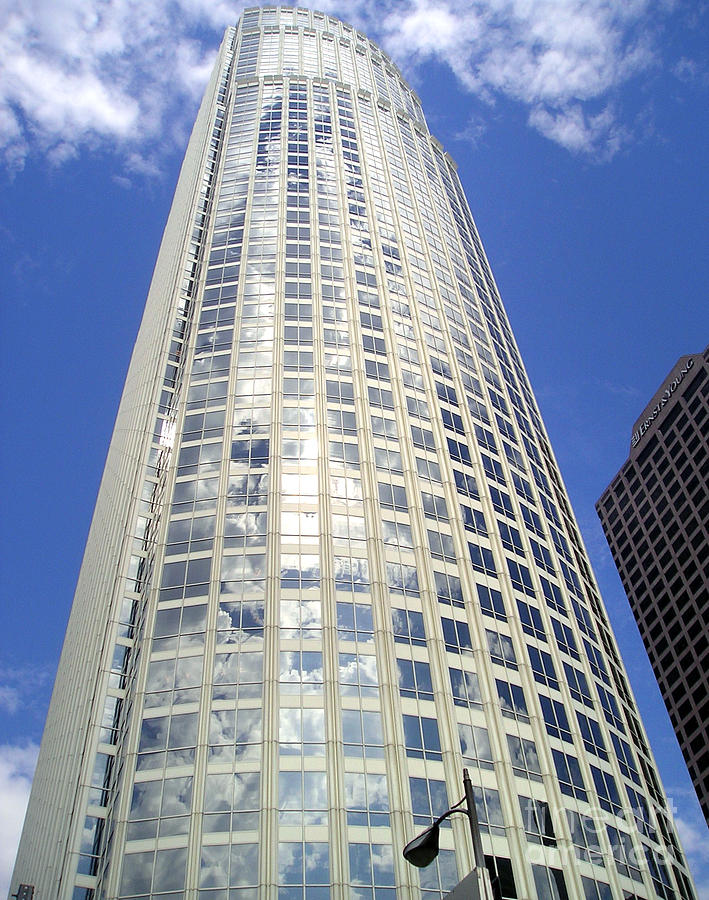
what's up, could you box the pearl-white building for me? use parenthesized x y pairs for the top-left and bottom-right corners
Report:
(11, 8), (696, 900)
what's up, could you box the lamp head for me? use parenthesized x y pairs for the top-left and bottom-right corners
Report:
(402, 823), (441, 868)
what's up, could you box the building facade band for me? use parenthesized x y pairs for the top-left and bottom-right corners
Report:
(12, 7), (696, 900)
(597, 347), (709, 828)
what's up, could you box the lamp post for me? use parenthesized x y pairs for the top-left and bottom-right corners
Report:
(402, 768), (494, 899)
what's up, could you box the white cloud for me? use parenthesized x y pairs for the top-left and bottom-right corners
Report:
(0, 666), (52, 721)
(0, 742), (39, 899)
(675, 815), (709, 864)
(673, 56), (709, 86)
(663, 788), (709, 899)
(379, 0), (660, 154)
(0, 0), (229, 169)
(0, 686), (20, 714)
(0, 0), (686, 169)
(528, 102), (632, 158)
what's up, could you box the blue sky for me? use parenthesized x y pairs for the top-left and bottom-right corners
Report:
(0, 0), (707, 894)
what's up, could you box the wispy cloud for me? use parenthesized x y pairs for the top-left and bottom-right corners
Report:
(676, 814), (709, 899)
(676, 814), (709, 864)
(0, 665), (52, 718)
(673, 56), (709, 87)
(665, 787), (709, 899)
(0, 686), (20, 714)
(0, 742), (39, 899)
(0, 0), (695, 170)
(379, 0), (664, 157)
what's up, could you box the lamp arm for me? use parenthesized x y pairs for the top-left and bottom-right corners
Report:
(429, 794), (467, 829)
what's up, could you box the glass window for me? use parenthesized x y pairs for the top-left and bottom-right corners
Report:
(567, 811), (604, 865)
(392, 607), (426, 646)
(398, 658), (434, 702)
(469, 543), (497, 577)
(410, 776), (449, 827)
(580, 876), (614, 900)
(597, 683), (625, 733)
(507, 734), (542, 781)
(119, 851), (153, 895)
(531, 864), (570, 900)
(442, 617), (473, 655)
(473, 786), (506, 836)
(626, 785), (657, 841)
(606, 825), (643, 883)
(429, 532), (457, 563)
(340, 652), (379, 697)
(449, 667), (482, 708)
(453, 468), (479, 499)
(348, 843), (395, 896)
(212, 649), (263, 701)
(590, 766), (622, 816)
(208, 707), (261, 763)
(434, 570), (464, 607)
(551, 618), (579, 659)
(540, 575), (566, 615)
(526, 645), (558, 690)
(403, 714), (442, 761)
(203, 771), (259, 834)
(217, 598), (264, 642)
(611, 732), (640, 784)
(342, 708), (385, 758)
(484, 855), (518, 900)
(517, 600), (545, 640)
(552, 749), (587, 801)
(539, 695), (573, 743)
(458, 722), (493, 770)
(477, 584), (506, 620)
(419, 849), (459, 899)
(145, 654), (203, 708)
(486, 630), (517, 669)
(422, 491), (448, 521)
(279, 707), (325, 756)
(278, 842), (329, 893)
(577, 712), (608, 760)
(278, 770), (328, 825)
(496, 679), (528, 721)
(334, 556), (370, 592)
(382, 519), (414, 549)
(563, 662), (593, 707)
(506, 558), (534, 596)
(519, 797), (556, 846)
(280, 599), (321, 640)
(379, 482), (408, 511)
(387, 562), (419, 596)
(345, 772), (390, 827)
(461, 503), (488, 536)
(337, 601), (374, 643)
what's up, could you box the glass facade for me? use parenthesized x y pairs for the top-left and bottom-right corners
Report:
(12, 7), (695, 900)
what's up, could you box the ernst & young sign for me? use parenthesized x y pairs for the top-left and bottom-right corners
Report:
(631, 357), (694, 449)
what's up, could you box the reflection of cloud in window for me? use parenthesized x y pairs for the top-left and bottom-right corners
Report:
(304, 842), (329, 881)
(209, 709), (235, 745)
(199, 843), (229, 888)
(161, 776), (193, 816)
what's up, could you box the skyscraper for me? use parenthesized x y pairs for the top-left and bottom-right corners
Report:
(11, 7), (696, 899)
(597, 346), (709, 826)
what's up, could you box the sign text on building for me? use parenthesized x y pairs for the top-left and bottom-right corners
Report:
(631, 357), (694, 448)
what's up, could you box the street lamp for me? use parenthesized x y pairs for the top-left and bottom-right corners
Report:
(402, 768), (493, 899)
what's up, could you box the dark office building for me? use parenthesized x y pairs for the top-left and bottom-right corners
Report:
(597, 345), (709, 825)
